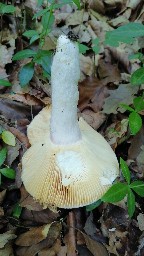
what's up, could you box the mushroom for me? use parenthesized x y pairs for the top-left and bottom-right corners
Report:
(22, 35), (119, 209)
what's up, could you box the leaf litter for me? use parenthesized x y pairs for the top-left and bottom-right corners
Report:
(0, 0), (144, 255)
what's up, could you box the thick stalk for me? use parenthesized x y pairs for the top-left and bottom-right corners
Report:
(50, 35), (81, 145)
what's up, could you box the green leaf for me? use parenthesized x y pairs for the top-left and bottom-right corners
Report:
(129, 53), (143, 61)
(130, 181), (144, 197)
(120, 103), (134, 112)
(101, 182), (128, 203)
(12, 204), (22, 218)
(92, 38), (100, 54)
(127, 189), (135, 218)
(131, 67), (144, 85)
(0, 168), (15, 179)
(105, 23), (144, 47)
(133, 97), (144, 112)
(34, 50), (52, 75)
(120, 158), (131, 184)
(33, 8), (48, 19)
(129, 112), (142, 135)
(86, 200), (102, 211)
(72, 0), (81, 9)
(0, 148), (7, 167)
(0, 4), (16, 14)
(23, 30), (38, 38)
(13, 50), (37, 61)
(19, 62), (34, 87)
(42, 11), (54, 31)
(0, 79), (12, 86)
(2, 131), (16, 146)
(78, 43), (90, 54)
(30, 34), (40, 45)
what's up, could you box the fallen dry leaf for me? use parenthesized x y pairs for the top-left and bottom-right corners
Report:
(20, 186), (44, 211)
(103, 84), (138, 114)
(81, 109), (106, 130)
(15, 223), (52, 246)
(78, 77), (108, 112)
(128, 127), (144, 160)
(38, 239), (61, 256)
(80, 231), (108, 256)
(15, 222), (61, 256)
(137, 213), (144, 231)
(0, 231), (17, 249)
(0, 243), (14, 256)
(0, 190), (6, 204)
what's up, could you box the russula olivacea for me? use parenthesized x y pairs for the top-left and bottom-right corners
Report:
(22, 35), (119, 209)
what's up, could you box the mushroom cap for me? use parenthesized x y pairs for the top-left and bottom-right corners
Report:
(22, 106), (119, 209)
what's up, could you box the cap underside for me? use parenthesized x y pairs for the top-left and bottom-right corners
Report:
(22, 106), (119, 208)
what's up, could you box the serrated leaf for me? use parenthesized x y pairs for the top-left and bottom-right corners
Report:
(120, 158), (131, 184)
(101, 183), (128, 203)
(127, 189), (135, 218)
(13, 50), (37, 61)
(78, 43), (89, 54)
(0, 168), (15, 179)
(133, 97), (144, 112)
(0, 148), (7, 167)
(120, 103), (134, 112)
(2, 131), (16, 146)
(86, 200), (102, 211)
(19, 62), (34, 87)
(0, 79), (12, 86)
(131, 67), (144, 85)
(23, 30), (38, 38)
(130, 181), (144, 197)
(129, 112), (142, 135)
(105, 23), (144, 47)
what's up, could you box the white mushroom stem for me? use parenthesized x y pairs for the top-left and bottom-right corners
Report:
(50, 35), (81, 145)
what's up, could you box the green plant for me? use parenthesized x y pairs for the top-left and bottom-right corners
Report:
(120, 96), (144, 135)
(0, 128), (16, 184)
(12, 0), (81, 87)
(0, 148), (15, 184)
(101, 158), (144, 218)
(12, 204), (22, 218)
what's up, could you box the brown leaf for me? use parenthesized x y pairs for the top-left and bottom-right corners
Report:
(0, 190), (6, 205)
(78, 77), (108, 112)
(80, 231), (108, 256)
(15, 222), (61, 256)
(20, 186), (44, 212)
(98, 59), (121, 84)
(128, 127), (144, 160)
(15, 223), (52, 246)
(38, 239), (61, 256)
(81, 109), (106, 130)
(0, 207), (4, 218)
